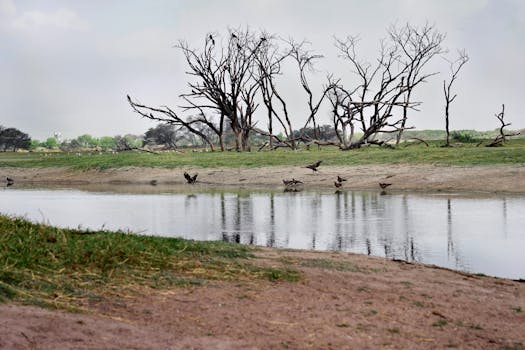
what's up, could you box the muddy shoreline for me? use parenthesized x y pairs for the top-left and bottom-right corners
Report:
(2, 164), (525, 194)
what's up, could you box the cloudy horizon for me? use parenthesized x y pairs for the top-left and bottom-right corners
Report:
(1, 0), (523, 141)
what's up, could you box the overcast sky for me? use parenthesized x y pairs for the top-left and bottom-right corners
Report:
(1, 0), (524, 140)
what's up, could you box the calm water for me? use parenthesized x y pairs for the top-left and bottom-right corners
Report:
(1, 186), (524, 279)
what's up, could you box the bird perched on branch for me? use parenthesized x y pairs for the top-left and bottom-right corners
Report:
(305, 160), (322, 172)
(337, 176), (347, 182)
(184, 172), (198, 184)
(379, 182), (392, 189)
(208, 34), (215, 45)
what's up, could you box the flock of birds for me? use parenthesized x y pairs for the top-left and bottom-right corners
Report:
(146, 159), (393, 192)
(281, 160), (393, 193)
(3, 160), (392, 191)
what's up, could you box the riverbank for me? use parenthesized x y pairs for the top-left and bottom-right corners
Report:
(1, 247), (524, 349)
(1, 164), (524, 349)
(2, 163), (525, 193)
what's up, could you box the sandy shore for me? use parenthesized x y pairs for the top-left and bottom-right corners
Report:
(2, 163), (525, 193)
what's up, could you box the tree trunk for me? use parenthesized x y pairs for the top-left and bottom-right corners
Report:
(445, 102), (450, 147)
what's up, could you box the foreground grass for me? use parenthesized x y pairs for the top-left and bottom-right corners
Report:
(0, 215), (300, 310)
(0, 139), (524, 170)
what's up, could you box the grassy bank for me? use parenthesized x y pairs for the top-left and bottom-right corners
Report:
(0, 139), (524, 170)
(0, 215), (300, 310)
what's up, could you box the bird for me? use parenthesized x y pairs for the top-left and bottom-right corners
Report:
(149, 180), (158, 186)
(334, 181), (342, 188)
(231, 33), (237, 39)
(209, 34), (215, 45)
(379, 182), (392, 189)
(283, 178), (303, 186)
(282, 179), (293, 186)
(6, 177), (14, 185)
(184, 172), (198, 184)
(337, 176), (347, 182)
(305, 160), (322, 172)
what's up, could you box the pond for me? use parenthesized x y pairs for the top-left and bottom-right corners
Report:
(1, 186), (524, 279)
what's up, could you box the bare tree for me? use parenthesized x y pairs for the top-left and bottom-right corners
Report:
(127, 96), (217, 150)
(288, 40), (332, 145)
(329, 35), (418, 149)
(443, 50), (469, 146)
(486, 104), (519, 147)
(128, 29), (268, 152)
(177, 28), (267, 151)
(254, 34), (298, 149)
(389, 23), (446, 144)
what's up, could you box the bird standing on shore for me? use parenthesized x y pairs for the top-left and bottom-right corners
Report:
(6, 177), (14, 186)
(305, 160), (322, 172)
(337, 176), (347, 182)
(379, 182), (392, 189)
(334, 181), (342, 188)
(283, 178), (303, 186)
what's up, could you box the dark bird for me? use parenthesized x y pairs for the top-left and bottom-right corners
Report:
(305, 160), (322, 172)
(379, 182), (392, 189)
(150, 179), (158, 186)
(260, 37), (267, 41)
(337, 176), (347, 182)
(184, 172), (198, 184)
(283, 178), (303, 186)
(6, 177), (14, 185)
(282, 179), (293, 186)
(209, 34), (215, 45)
(334, 181), (342, 188)
(231, 33), (237, 39)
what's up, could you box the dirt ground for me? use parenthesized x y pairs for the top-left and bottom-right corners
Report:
(1, 164), (524, 349)
(2, 163), (525, 193)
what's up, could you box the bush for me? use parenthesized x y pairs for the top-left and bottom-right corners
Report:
(451, 131), (476, 143)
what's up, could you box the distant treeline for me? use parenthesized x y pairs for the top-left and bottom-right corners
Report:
(1, 122), (522, 152)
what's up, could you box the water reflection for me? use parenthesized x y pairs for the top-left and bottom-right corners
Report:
(1, 187), (524, 279)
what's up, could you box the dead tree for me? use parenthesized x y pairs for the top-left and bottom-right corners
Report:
(486, 104), (517, 147)
(127, 96), (217, 150)
(389, 23), (446, 144)
(254, 34), (297, 149)
(443, 50), (469, 147)
(288, 40), (332, 145)
(177, 29), (266, 151)
(330, 35), (419, 149)
(129, 29), (267, 152)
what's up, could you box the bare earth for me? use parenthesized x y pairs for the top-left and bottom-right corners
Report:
(1, 164), (524, 349)
(2, 163), (525, 193)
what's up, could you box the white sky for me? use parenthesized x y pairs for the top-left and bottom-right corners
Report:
(0, 0), (523, 140)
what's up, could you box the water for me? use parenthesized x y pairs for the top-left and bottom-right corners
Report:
(1, 186), (524, 279)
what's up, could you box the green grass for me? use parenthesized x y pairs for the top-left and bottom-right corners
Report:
(0, 214), (300, 310)
(1, 139), (524, 170)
